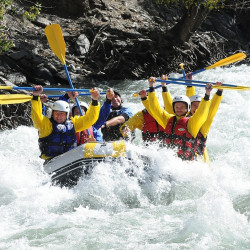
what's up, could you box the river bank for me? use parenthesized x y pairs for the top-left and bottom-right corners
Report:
(0, 0), (250, 129)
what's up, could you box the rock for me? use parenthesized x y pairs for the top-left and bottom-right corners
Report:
(9, 51), (30, 60)
(75, 34), (90, 55)
(0, 103), (32, 130)
(0, 0), (250, 129)
(6, 73), (27, 86)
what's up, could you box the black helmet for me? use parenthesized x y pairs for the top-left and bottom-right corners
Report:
(114, 90), (121, 98)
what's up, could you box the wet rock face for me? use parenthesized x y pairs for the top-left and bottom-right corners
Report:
(0, 0), (249, 130)
(0, 103), (32, 130)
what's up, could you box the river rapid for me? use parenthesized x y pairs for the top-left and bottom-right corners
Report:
(0, 65), (250, 249)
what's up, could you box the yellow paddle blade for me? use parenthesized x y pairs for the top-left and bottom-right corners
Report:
(0, 94), (32, 104)
(206, 53), (246, 70)
(212, 85), (250, 91)
(179, 63), (185, 69)
(0, 86), (14, 90)
(133, 93), (139, 97)
(45, 24), (66, 65)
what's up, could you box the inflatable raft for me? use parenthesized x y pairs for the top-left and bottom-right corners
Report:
(43, 141), (136, 187)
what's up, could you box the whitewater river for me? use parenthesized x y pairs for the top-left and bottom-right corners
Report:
(0, 65), (250, 249)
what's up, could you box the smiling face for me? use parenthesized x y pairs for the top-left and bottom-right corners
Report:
(190, 101), (200, 115)
(53, 110), (67, 124)
(174, 102), (188, 117)
(73, 106), (86, 116)
(111, 94), (122, 108)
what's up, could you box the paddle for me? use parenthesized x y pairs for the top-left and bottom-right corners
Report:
(179, 63), (186, 78)
(133, 52), (246, 97)
(132, 79), (250, 97)
(155, 78), (239, 87)
(0, 91), (107, 105)
(47, 92), (106, 98)
(45, 24), (87, 117)
(0, 94), (33, 104)
(0, 86), (91, 92)
(145, 76), (244, 92)
(188, 52), (246, 76)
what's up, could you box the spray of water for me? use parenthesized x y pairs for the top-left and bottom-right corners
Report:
(0, 65), (250, 249)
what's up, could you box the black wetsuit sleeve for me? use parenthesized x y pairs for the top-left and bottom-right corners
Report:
(162, 86), (167, 92)
(216, 90), (223, 96)
(91, 99), (98, 106)
(204, 94), (210, 101)
(149, 87), (154, 92)
(120, 113), (130, 121)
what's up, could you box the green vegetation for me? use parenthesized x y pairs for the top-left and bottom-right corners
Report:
(23, 2), (41, 21)
(0, 0), (11, 20)
(0, 31), (14, 53)
(0, 0), (14, 53)
(155, 0), (227, 44)
(0, 1), (42, 54)
(156, 0), (225, 10)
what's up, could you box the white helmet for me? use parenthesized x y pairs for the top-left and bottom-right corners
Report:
(72, 101), (89, 116)
(189, 95), (202, 103)
(51, 100), (70, 118)
(172, 95), (191, 113)
(69, 103), (74, 111)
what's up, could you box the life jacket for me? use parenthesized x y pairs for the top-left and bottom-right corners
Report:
(142, 109), (165, 142)
(195, 131), (207, 156)
(76, 126), (94, 145)
(162, 116), (196, 161)
(39, 118), (77, 158)
(102, 107), (125, 141)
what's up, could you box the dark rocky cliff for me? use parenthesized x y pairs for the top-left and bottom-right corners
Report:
(0, 0), (249, 129)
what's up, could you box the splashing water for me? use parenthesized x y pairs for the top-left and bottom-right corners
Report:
(0, 65), (250, 249)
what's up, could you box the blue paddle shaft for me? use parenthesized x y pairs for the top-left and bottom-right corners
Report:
(181, 68), (186, 78)
(63, 65), (91, 136)
(155, 79), (206, 88)
(155, 78), (238, 88)
(64, 65), (84, 117)
(12, 87), (91, 92)
(48, 92), (106, 98)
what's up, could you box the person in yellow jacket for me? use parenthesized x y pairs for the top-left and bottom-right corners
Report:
(120, 73), (193, 142)
(120, 89), (165, 144)
(31, 85), (100, 161)
(189, 82), (223, 162)
(160, 74), (195, 115)
(160, 74), (223, 162)
(143, 77), (211, 161)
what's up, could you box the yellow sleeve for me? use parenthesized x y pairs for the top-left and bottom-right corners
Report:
(148, 92), (172, 129)
(31, 98), (53, 138)
(142, 98), (154, 117)
(187, 98), (210, 138)
(162, 91), (174, 114)
(186, 86), (195, 97)
(200, 93), (222, 138)
(120, 110), (144, 136)
(203, 148), (210, 163)
(71, 102), (100, 132)
(142, 98), (150, 112)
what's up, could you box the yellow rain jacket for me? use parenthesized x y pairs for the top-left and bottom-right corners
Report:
(120, 110), (144, 137)
(146, 91), (210, 138)
(200, 92), (222, 138)
(31, 97), (100, 159)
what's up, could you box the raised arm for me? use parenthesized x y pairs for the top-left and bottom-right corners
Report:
(147, 77), (172, 129)
(187, 83), (212, 137)
(200, 82), (223, 138)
